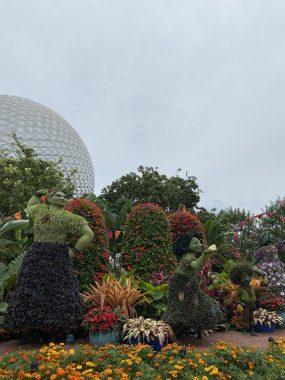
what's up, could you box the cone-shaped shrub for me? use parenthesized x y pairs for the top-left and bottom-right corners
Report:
(168, 207), (206, 244)
(65, 198), (111, 290)
(121, 203), (175, 280)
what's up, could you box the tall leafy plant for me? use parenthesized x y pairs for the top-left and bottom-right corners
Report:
(120, 203), (175, 280)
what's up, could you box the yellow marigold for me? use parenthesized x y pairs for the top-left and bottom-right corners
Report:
(104, 369), (112, 375)
(169, 370), (178, 378)
(248, 361), (254, 370)
(174, 365), (184, 370)
(86, 361), (96, 367)
(210, 367), (219, 376)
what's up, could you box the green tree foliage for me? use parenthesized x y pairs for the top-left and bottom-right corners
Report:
(100, 166), (200, 213)
(0, 132), (75, 216)
(120, 203), (175, 280)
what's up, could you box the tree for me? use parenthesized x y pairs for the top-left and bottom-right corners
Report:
(0, 132), (75, 216)
(100, 166), (200, 213)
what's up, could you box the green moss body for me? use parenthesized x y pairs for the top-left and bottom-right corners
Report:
(163, 253), (223, 336)
(32, 204), (87, 243)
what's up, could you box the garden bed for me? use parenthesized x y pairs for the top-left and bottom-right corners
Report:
(0, 335), (284, 379)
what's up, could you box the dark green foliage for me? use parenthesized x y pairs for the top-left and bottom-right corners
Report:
(138, 281), (168, 319)
(0, 219), (32, 264)
(100, 166), (200, 213)
(0, 132), (75, 216)
(4, 242), (83, 332)
(120, 203), (175, 280)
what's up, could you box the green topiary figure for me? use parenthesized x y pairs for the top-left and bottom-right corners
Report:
(120, 203), (175, 280)
(65, 198), (111, 290)
(4, 189), (94, 335)
(229, 262), (268, 336)
(162, 232), (223, 338)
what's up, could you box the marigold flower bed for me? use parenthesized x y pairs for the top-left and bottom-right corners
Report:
(0, 340), (284, 379)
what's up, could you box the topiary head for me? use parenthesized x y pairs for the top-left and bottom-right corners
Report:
(229, 262), (254, 286)
(174, 231), (204, 260)
(48, 190), (69, 208)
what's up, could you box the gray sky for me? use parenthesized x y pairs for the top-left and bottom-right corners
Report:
(1, 0), (284, 212)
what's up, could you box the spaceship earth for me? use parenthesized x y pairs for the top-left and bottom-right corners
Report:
(0, 95), (95, 195)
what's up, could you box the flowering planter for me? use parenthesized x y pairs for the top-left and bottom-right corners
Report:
(254, 323), (276, 333)
(128, 337), (165, 352)
(89, 330), (118, 346)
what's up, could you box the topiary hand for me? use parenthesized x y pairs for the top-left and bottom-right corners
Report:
(35, 189), (49, 197)
(205, 244), (217, 254)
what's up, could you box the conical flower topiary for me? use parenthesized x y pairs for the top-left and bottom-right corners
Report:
(65, 198), (111, 290)
(120, 203), (175, 280)
(168, 206), (206, 244)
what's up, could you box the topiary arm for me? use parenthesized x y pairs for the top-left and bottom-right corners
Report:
(73, 224), (94, 252)
(27, 189), (48, 216)
(190, 251), (208, 271)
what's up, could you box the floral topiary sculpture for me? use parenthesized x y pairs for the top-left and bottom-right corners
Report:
(120, 203), (175, 280)
(168, 206), (206, 244)
(65, 198), (111, 290)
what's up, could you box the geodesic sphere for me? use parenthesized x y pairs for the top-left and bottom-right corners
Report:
(0, 95), (94, 195)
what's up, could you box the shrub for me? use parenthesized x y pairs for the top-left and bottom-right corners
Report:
(168, 208), (206, 244)
(1, 339), (285, 379)
(82, 274), (147, 319)
(120, 203), (175, 280)
(65, 198), (111, 290)
(82, 306), (120, 333)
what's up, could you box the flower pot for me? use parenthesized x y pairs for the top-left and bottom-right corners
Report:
(89, 330), (118, 346)
(128, 337), (165, 352)
(254, 323), (276, 333)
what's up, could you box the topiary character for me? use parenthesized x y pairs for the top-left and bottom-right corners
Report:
(65, 198), (111, 290)
(253, 238), (285, 298)
(162, 231), (223, 338)
(120, 203), (175, 280)
(4, 189), (94, 336)
(229, 262), (268, 336)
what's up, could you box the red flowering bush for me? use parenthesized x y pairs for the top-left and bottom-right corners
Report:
(82, 306), (119, 333)
(121, 203), (175, 280)
(65, 198), (111, 290)
(259, 296), (285, 312)
(168, 208), (206, 244)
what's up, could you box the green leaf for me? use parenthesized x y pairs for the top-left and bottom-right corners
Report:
(0, 220), (30, 236)
(0, 302), (8, 313)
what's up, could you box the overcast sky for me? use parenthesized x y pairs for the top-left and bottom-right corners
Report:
(1, 0), (284, 212)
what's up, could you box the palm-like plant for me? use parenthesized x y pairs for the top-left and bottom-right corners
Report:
(0, 254), (24, 324)
(82, 274), (147, 318)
